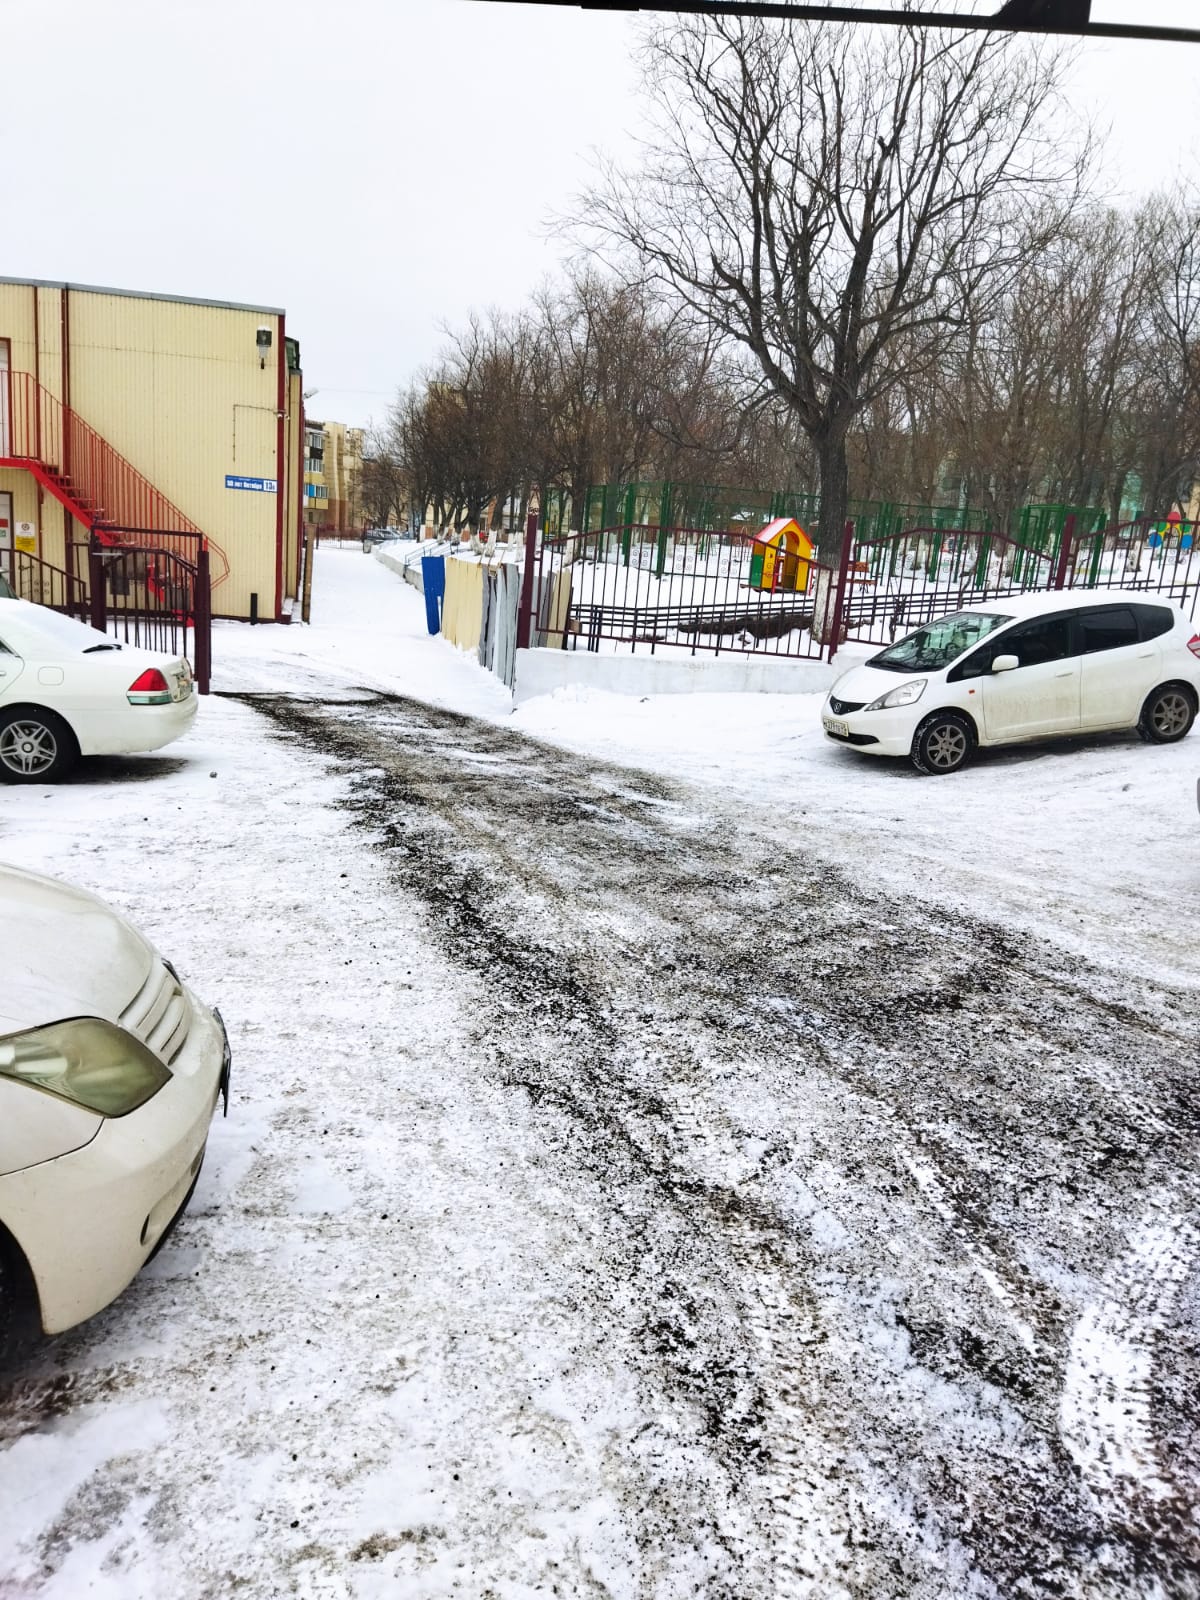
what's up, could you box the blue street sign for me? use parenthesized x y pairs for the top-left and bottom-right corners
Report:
(225, 474), (278, 493)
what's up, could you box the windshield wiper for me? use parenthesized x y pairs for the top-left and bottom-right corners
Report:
(82, 643), (122, 653)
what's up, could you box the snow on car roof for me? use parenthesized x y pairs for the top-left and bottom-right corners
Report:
(983, 587), (1179, 618)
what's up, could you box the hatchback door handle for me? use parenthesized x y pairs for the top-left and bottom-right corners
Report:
(1055, 669), (1074, 677)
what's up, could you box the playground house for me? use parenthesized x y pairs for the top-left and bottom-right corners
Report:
(748, 518), (814, 593)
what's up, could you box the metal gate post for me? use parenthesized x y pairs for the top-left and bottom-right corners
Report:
(827, 520), (855, 661)
(516, 508), (539, 651)
(88, 539), (106, 634)
(194, 544), (212, 694)
(1051, 513), (1076, 590)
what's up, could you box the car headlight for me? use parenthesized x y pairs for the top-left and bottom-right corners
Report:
(0, 1019), (170, 1117)
(864, 678), (927, 712)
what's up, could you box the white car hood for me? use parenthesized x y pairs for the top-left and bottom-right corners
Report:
(0, 863), (156, 1035)
(828, 662), (928, 704)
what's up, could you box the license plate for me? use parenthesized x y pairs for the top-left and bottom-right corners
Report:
(824, 717), (849, 738)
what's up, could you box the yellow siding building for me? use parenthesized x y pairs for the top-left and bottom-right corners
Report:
(0, 277), (305, 620)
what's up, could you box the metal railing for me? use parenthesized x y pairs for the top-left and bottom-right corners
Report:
(2, 542), (210, 693)
(6, 549), (90, 620)
(841, 527), (1056, 643)
(1068, 519), (1200, 620)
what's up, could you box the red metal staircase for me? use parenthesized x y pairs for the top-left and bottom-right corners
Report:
(0, 370), (229, 589)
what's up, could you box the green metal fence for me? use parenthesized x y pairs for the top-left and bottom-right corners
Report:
(578, 480), (997, 553)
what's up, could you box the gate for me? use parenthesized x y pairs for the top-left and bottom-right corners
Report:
(5, 538), (212, 693)
(88, 539), (211, 692)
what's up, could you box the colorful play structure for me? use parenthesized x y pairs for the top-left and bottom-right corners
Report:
(748, 517), (814, 593)
(1150, 510), (1194, 551)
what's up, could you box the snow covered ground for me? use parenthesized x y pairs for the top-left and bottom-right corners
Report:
(0, 547), (1197, 1598)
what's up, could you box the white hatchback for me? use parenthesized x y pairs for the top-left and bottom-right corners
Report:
(0, 598), (197, 783)
(0, 863), (230, 1359)
(823, 589), (1200, 775)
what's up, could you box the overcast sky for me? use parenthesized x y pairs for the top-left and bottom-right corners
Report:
(3, 0), (1198, 432)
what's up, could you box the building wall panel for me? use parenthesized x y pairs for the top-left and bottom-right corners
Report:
(66, 292), (286, 617)
(0, 281), (303, 619)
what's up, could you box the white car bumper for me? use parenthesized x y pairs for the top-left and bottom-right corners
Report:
(0, 990), (228, 1334)
(75, 692), (198, 757)
(822, 704), (918, 759)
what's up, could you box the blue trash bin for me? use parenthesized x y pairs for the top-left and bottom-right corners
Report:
(421, 555), (446, 635)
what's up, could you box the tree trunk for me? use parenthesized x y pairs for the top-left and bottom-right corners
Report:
(815, 430), (850, 561)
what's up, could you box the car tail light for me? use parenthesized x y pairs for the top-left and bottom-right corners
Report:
(127, 668), (172, 705)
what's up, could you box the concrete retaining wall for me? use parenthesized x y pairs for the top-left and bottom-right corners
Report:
(513, 647), (855, 704)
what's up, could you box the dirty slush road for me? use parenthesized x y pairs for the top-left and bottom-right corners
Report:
(222, 689), (1200, 1600)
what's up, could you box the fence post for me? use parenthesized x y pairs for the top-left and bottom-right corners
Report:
(827, 520), (855, 661)
(1052, 512), (1076, 590)
(193, 544), (212, 695)
(516, 508), (539, 651)
(88, 540), (106, 634)
(301, 528), (315, 624)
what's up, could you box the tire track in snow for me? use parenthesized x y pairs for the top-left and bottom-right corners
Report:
(232, 690), (1200, 1599)
(1060, 1206), (1198, 1517)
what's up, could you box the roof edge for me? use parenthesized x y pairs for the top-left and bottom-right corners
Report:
(0, 276), (285, 316)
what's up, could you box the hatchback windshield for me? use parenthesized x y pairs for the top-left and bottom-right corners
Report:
(869, 611), (1012, 673)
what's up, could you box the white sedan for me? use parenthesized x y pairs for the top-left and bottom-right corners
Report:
(0, 598), (197, 783)
(0, 863), (230, 1359)
(823, 589), (1200, 774)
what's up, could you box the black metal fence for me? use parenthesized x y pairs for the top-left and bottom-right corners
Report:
(530, 524), (835, 661)
(518, 513), (1200, 665)
(5, 539), (211, 693)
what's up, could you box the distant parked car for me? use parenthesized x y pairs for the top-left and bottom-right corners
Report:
(823, 589), (1200, 775)
(0, 863), (230, 1360)
(0, 598), (196, 783)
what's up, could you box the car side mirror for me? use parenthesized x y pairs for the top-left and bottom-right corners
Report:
(991, 654), (1020, 673)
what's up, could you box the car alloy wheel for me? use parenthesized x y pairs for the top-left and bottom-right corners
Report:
(0, 711), (77, 783)
(1139, 686), (1196, 744)
(912, 712), (974, 776)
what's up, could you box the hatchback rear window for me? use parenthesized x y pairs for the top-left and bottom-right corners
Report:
(1134, 604), (1175, 641)
(1079, 608), (1138, 654)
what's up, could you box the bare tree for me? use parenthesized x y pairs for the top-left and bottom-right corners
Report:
(359, 421), (409, 529)
(574, 14), (1087, 551)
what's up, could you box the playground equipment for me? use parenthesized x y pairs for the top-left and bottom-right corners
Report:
(748, 518), (814, 593)
(1151, 510), (1194, 551)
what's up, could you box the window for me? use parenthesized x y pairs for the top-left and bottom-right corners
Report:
(1079, 607), (1138, 654)
(951, 614), (1071, 680)
(868, 611), (1012, 674)
(999, 615), (1072, 668)
(1134, 604), (1174, 642)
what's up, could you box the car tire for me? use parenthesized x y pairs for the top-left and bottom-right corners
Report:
(911, 711), (975, 776)
(0, 1227), (38, 1368)
(1137, 683), (1196, 745)
(0, 707), (79, 784)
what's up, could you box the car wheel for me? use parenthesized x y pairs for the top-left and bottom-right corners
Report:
(0, 1228), (38, 1368)
(1138, 684), (1196, 744)
(0, 708), (79, 783)
(911, 711), (975, 776)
